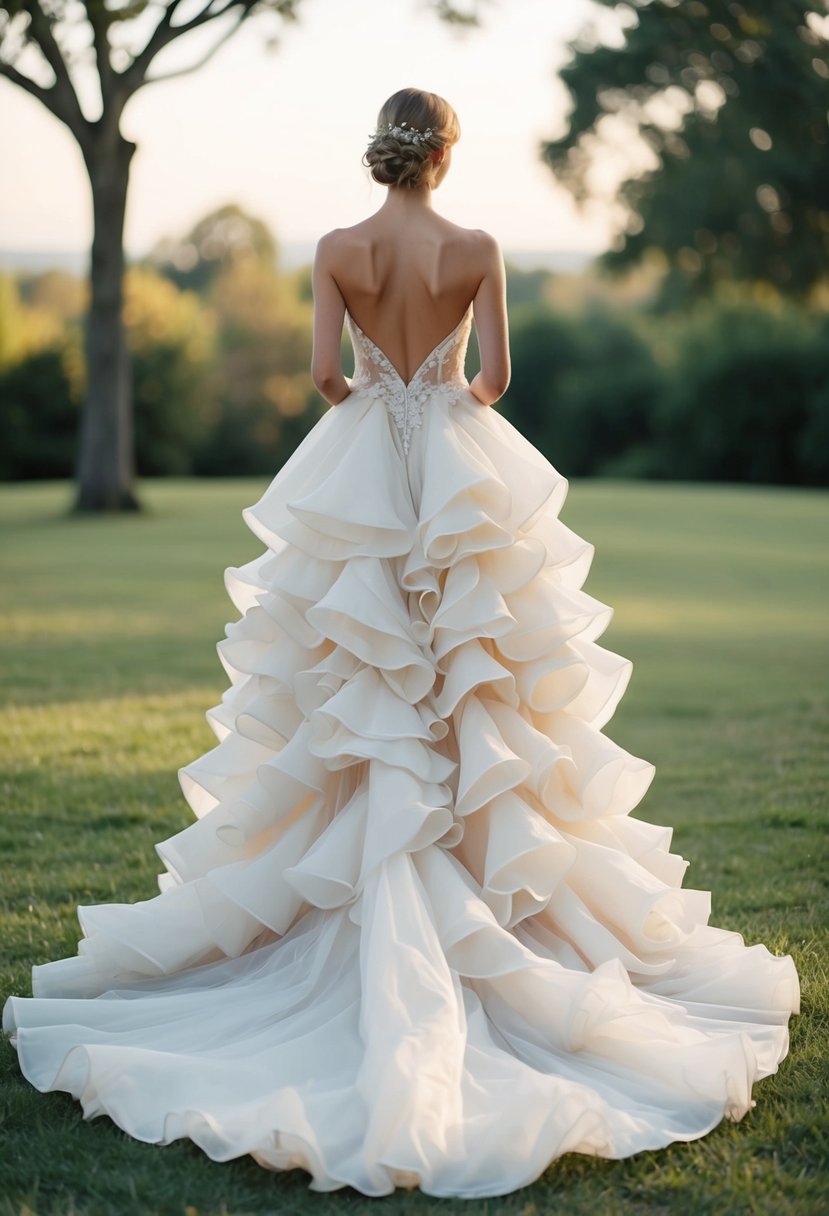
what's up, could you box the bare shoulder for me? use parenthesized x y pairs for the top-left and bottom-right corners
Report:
(438, 216), (499, 245)
(318, 216), (379, 243)
(466, 227), (503, 266)
(314, 221), (376, 270)
(439, 220), (503, 267)
(314, 227), (347, 260)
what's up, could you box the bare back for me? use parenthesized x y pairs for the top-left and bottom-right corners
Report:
(311, 203), (510, 407)
(324, 213), (487, 381)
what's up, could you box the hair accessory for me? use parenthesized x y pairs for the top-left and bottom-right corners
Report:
(368, 120), (434, 146)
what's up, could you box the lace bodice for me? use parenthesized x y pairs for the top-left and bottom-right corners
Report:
(345, 306), (474, 454)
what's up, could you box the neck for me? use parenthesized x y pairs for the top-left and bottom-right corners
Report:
(380, 184), (435, 216)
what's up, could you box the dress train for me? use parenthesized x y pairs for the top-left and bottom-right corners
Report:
(3, 305), (799, 1197)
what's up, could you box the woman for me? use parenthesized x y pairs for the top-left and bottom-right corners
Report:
(3, 87), (799, 1199)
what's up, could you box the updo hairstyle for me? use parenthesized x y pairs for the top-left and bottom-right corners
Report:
(363, 87), (461, 190)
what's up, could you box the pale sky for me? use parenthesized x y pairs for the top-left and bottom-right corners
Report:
(0, 0), (618, 260)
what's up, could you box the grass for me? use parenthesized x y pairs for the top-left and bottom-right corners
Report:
(0, 476), (827, 1216)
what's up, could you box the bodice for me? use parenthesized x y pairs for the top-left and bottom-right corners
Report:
(345, 306), (474, 454)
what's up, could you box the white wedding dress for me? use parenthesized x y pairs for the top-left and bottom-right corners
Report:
(3, 303), (800, 1198)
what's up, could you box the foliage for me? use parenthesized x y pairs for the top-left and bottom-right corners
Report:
(192, 250), (319, 475)
(0, 0), (469, 513)
(16, 267), (88, 322)
(0, 271), (68, 370)
(500, 305), (581, 450)
(543, 0), (829, 297)
(0, 477), (825, 1215)
(504, 262), (555, 309)
(0, 208), (323, 481)
(124, 267), (217, 476)
(0, 0), (307, 511)
(0, 347), (78, 480)
(0, 0), (302, 139)
(2, 241), (828, 487)
(145, 204), (280, 296)
(506, 303), (661, 476)
(192, 395), (319, 476)
(0, 273), (83, 480)
(646, 298), (829, 484)
(504, 290), (829, 487)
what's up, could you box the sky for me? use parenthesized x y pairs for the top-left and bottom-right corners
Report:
(0, 0), (619, 262)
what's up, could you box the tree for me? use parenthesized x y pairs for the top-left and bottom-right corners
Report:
(124, 265), (216, 474)
(647, 297), (829, 483)
(0, 0), (303, 511)
(145, 202), (279, 294)
(0, 1), (483, 513)
(543, 0), (829, 298)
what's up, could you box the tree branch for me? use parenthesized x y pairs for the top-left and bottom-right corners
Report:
(82, 0), (115, 104)
(123, 0), (185, 82)
(121, 0), (249, 92)
(140, 5), (251, 87)
(0, 56), (55, 109)
(22, 0), (87, 137)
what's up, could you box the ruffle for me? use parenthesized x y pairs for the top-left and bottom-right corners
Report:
(3, 385), (799, 1197)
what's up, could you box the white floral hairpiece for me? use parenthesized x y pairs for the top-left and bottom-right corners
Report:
(368, 120), (434, 146)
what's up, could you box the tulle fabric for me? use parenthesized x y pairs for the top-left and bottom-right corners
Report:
(3, 355), (799, 1197)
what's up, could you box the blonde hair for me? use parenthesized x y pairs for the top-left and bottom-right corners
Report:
(363, 87), (461, 190)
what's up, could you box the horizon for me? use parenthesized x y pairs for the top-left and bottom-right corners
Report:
(0, 242), (596, 277)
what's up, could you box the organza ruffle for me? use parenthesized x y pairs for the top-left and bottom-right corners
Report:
(3, 385), (799, 1198)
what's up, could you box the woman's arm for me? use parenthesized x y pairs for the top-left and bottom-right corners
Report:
(311, 232), (351, 406)
(468, 232), (511, 406)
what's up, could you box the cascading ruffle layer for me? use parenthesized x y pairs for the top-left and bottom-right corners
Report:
(3, 385), (799, 1198)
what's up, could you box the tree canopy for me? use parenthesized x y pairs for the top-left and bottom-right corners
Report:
(0, 0), (482, 131)
(0, 0), (304, 144)
(543, 0), (829, 296)
(146, 203), (280, 295)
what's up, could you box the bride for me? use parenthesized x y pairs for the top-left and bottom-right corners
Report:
(3, 87), (799, 1199)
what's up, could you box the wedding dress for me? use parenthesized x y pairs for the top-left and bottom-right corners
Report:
(3, 302), (799, 1198)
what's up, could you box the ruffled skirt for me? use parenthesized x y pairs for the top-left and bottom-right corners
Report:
(3, 385), (800, 1197)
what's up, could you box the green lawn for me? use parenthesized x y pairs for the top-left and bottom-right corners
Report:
(0, 477), (827, 1216)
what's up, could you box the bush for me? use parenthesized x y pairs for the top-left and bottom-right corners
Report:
(191, 393), (322, 477)
(506, 304), (663, 476)
(124, 268), (216, 476)
(501, 305), (582, 454)
(2, 254), (827, 488)
(503, 295), (829, 488)
(647, 300), (829, 485)
(0, 348), (78, 479)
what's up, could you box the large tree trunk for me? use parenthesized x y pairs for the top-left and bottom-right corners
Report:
(73, 131), (140, 512)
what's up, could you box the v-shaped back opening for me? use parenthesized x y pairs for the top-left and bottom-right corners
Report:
(346, 304), (473, 388)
